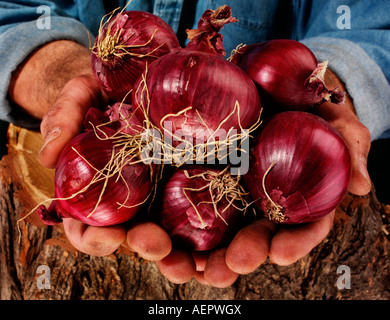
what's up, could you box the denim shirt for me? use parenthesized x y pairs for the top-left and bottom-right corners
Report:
(1, 0), (389, 140)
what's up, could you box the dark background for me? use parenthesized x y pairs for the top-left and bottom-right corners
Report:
(367, 138), (390, 205)
(0, 120), (7, 158)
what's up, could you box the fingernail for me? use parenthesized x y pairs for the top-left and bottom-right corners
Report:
(40, 127), (61, 152)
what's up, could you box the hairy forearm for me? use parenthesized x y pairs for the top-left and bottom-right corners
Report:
(8, 40), (92, 119)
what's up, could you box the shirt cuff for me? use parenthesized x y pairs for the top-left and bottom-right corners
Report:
(301, 36), (390, 141)
(0, 16), (92, 128)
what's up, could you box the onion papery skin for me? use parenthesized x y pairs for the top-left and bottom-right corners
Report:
(153, 166), (244, 251)
(91, 10), (180, 102)
(243, 111), (351, 224)
(84, 102), (144, 135)
(231, 40), (345, 112)
(37, 130), (154, 226)
(185, 5), (238, 56)
(132, 49), (261, 143)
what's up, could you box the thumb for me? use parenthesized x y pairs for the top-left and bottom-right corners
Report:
(316, 101), (372, 196)
(339, 120), (372, 196)
(39, 74), (107, 168)
(319, 69), (372, 196)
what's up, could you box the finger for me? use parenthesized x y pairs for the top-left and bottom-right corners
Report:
(335, 121), (371, 196)
(225, 219), (276, 274)
(269, 210), (334, 266)
(126, 221), (172, 261)
(156, 249), (196, 284)
(191, 252), (209, 285)
(204, 248), (239, 288)
(316, 102), (371, 195)
(39, 74), (108, 169)
(63, 218), (126, 256)
(192, 251), (208, 272)
(194, 271), (209, 285)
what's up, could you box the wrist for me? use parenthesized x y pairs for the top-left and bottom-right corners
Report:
(8, 40), (92, 119)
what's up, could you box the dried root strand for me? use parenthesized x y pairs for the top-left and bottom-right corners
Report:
(261, 162), (286, 223)
(227, 43), (246, 62)
(182, 166), (253, 228)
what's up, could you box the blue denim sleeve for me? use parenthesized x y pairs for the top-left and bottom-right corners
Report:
(296, 1), (390, 140)
(0, 0), (169, 127)
(0, 1), (96, 128)
(0, 17), (92, 128)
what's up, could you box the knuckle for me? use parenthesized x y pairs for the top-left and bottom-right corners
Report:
(64, 74), (99, 96)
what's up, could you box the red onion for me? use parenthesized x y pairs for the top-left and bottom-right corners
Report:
(37, 128), (155, 226)
(91, 10), (180, 102)
(132, 6), (261, 150)
(230, 40), (345, 112)
(153, 166), (249, 251)
(243, 111), (351, 224)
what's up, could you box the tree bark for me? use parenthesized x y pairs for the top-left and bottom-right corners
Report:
(1, 124), (389, 300)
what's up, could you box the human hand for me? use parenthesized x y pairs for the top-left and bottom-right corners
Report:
(36, 72), (261, 284)
(38, 74), (122, 255)
(154, 212), (334, 287)
(154, 69), (372, 287)
(7, 40), (140, 257)
(37, 74), (172, 259)
(37, 55), (371, 288)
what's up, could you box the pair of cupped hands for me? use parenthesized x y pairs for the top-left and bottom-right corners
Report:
(38, 69), (371, 288)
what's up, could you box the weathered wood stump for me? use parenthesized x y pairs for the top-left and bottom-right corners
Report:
(1, 124), (389, 300)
